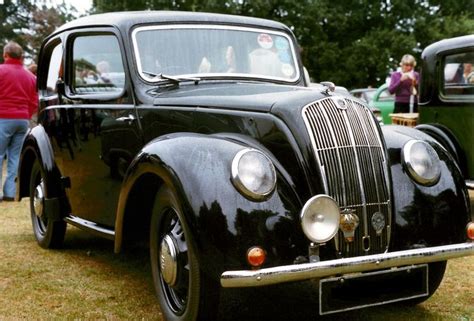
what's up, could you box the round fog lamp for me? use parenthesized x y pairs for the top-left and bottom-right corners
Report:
(301, 195), (340, 243)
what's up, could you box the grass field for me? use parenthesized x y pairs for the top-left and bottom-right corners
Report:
(0, 197), (473, 320)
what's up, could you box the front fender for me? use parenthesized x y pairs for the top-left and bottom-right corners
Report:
(382, 125), (471, 251)
(415, 123), (468, 177)
(115, 133), (305, 279)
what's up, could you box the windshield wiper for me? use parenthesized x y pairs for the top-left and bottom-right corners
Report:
(142, 71), (200, 85)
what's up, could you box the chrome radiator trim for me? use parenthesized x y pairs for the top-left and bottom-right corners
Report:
(220, 242), (474, 288)
(301, 97), (392, 256)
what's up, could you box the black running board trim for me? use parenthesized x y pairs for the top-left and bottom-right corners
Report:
(65, 215), (115, 240)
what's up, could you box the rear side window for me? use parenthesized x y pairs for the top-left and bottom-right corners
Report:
(46, 44), (63, 96)
(72, 34), (125, 94)
(442, 51), (474, 97)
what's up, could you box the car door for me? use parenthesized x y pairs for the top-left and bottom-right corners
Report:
(42, 29), (141, 227)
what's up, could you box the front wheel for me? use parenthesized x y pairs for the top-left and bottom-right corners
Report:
(29, 160), (66, 248)
(150, 186), (219, 321)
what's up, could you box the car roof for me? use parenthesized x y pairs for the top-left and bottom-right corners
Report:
(54, 11), (291, 35)
(422, 35), (474, 59)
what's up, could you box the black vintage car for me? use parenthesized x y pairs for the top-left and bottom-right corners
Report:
(17, 11), (473, 320)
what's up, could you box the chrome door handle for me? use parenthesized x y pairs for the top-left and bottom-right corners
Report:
(116, 114), (136, 122)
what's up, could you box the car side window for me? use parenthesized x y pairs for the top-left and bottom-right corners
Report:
(72, 34), (125, 94)
(442, 51), (474, 96)
(44, 43), (63, 97)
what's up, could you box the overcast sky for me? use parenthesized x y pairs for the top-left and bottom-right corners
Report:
(48, 0), (93, 15)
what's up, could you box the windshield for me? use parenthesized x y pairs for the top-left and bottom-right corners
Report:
(132, 25), (300, 83)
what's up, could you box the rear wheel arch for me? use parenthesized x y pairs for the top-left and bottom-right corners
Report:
(18, 147), (37, 199)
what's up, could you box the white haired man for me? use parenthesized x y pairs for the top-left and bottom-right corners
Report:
(0, 41), (37, 201)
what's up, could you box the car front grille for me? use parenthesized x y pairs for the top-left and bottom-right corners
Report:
(302, 97), (392, 257)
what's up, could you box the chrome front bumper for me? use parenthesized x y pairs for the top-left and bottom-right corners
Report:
(220, 242), (474, 288)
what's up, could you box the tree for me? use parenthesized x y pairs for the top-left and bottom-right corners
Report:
(0, 0), (33, 61)
(0, 1), (78, 63)
(22, 3), (78, 62)
(91, 0), (474, 88)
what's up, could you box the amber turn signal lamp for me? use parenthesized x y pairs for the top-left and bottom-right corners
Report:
(247, 246), (266, 267)
(467, 222), (474, 240)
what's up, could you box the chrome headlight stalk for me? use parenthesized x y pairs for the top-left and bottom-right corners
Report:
(402, 140), (441, 186)
(301, 195), (340, 243)
(231, 148), (277, 201)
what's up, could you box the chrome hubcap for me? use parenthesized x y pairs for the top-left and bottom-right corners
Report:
(33, 181), (45, 218)
(160, 234), (178, 286)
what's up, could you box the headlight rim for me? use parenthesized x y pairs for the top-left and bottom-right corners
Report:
(403, 139), (441, 186)
(231, 148), (277, 201)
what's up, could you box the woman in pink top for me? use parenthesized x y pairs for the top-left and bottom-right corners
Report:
(388, 54), (419, 113)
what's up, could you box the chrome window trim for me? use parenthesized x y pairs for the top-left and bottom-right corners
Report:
(131, 24), (300, 83)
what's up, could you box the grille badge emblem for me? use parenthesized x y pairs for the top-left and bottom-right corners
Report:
(339, 208), (359, 242)
(371, 212), (385, 235)
(335, 99), (347, 110)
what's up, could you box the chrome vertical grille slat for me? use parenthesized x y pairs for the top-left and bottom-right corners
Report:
(302, 97), (392, 257)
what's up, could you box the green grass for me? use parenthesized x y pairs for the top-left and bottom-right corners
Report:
(0, 198), (473, 320)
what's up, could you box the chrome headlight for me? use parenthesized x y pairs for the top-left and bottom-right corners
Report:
(301, 195), (340, 243)
(231, 149), (277, 201)
(403, 140), (441, 186)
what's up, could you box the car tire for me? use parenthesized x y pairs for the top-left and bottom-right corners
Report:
(150, 186), (219, 321)
(404, 261), (447, 305)
(29, 159), (66, 249)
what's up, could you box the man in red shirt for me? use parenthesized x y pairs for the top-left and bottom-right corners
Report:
(0, 41), (38, 201)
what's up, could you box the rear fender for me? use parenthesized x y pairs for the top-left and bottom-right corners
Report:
(17, 125), (63, 199)
(17, 125), (69, 220)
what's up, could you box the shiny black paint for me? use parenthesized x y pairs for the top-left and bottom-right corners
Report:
(116, 133), (307, 276)
(382, 125), (471, 251)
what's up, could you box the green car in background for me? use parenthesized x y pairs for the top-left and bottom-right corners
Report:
(368, 83), (394, 124)
(417, 35), (474, 188)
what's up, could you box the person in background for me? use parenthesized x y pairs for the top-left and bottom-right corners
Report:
(388, 54), (419, 113)
(0, 41), (37, 201)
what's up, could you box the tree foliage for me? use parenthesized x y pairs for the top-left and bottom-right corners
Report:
(0, 0), (33, 60)
(2, 0), (472, 88)
(0, 0), (77, 63)
(92, 0), (474, 88)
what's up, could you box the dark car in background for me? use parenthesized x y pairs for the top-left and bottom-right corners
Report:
(417, 35), (474, 189)
(17, 11), (474, 321)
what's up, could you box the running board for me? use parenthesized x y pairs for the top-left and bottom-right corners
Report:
(65, 215), (115, 240)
